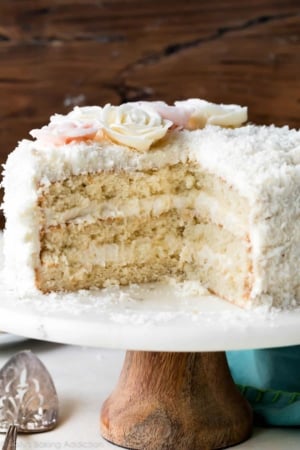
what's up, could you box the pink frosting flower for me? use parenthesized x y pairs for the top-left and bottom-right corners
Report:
(135, 101), (190, 129)
(30, 121), (99, 145)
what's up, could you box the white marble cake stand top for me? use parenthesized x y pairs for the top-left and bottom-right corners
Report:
(0, 278), (299, 351)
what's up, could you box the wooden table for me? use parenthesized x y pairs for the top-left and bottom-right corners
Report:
(0, 0), (299, 159)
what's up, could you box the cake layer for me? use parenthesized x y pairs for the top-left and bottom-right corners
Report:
(38, 212), (252, 304)
(37, 164), (252, 302)
(38, 166), (249, 237)
(37, 260), (179, 292)
(181, 222), (252, 305)
(38, 212), (184, 291)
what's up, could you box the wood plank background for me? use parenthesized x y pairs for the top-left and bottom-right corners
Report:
(0, 0), (300, 225)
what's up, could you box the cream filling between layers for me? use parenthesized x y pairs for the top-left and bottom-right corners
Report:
(79, 240), (246, 269)
(50, 235), (182, 268)
(43, 191), (248, 238)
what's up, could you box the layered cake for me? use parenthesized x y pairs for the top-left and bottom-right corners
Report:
(2, 99), (300, 308)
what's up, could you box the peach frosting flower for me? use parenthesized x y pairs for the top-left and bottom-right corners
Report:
(30, 107), (103, 145)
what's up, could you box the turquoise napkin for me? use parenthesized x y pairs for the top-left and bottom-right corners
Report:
(226, 346), (300, 426)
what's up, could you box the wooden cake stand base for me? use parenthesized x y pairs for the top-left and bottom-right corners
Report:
(101, 351), (252, 450)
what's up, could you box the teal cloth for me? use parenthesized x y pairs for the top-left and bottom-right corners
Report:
(226, 346), (300, 426)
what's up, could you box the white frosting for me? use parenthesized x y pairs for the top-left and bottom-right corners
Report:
(175, 99), (247, 128)
(187, 125), (300, 306)
(28, 99), (247, 150)
(2, 99), (300, 307)
(30, 106), (104, 145)
(100, 103), (172, 151)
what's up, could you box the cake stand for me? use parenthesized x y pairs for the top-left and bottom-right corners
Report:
(0, 281), (299, 450)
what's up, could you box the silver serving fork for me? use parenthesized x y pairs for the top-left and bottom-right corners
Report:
(2, 425), (17, 450)
(0, 350), (59, 450)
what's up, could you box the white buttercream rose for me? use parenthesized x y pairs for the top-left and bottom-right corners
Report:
(175, 99), (247, 129)
(100, 103), (172, 152)
(65, 106), (103, 125)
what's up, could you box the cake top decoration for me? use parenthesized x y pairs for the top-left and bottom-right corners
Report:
(30, 99), (248, 152)
(98, 103), (172, 151)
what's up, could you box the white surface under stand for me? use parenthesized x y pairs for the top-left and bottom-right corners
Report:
(0, 282), (299, 449)
(0, 343), (298, 450)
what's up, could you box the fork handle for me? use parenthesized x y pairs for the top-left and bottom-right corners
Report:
(1, 425), (17, 450)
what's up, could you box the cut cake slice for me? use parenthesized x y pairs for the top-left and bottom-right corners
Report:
(2, 99), (300, 308)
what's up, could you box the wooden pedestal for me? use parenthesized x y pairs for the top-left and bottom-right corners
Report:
(101, 351), (252, 450)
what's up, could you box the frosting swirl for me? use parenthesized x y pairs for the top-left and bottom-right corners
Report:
(29, 99), (248, 149)
(175, 99), (247, 129)
(99, 103), (172, 152)
(30, 106), (103, 145)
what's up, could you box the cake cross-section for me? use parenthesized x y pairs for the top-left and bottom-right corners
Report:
(2, 99), (300, 308)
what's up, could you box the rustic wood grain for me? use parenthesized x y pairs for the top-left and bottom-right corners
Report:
(101, 351), (252, 450)
(0, 0), (300, 157)
(0, 0), (299, 222)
